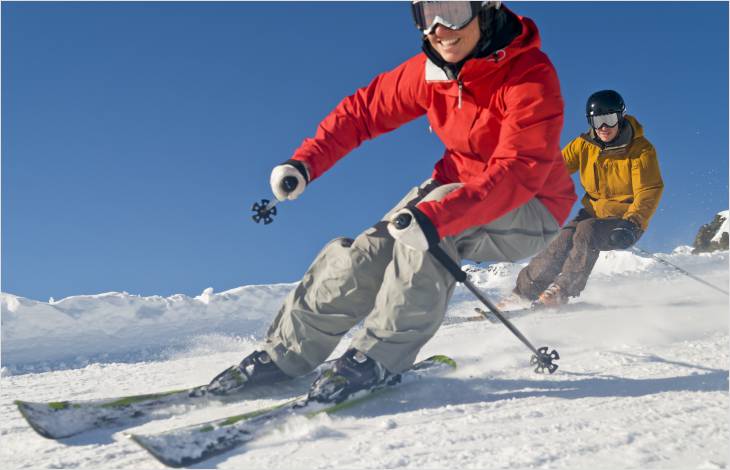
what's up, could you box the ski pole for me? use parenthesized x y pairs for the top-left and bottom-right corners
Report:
(428, 243), (560, 374)
(251, 176), (299, 224)
(630, 246), (728, 296)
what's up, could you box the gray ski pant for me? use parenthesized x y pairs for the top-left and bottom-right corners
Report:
(263, 179), (560, 375)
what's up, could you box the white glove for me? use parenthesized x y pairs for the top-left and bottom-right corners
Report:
(270, 162), (308, 201)
(387, 207), (439, 252)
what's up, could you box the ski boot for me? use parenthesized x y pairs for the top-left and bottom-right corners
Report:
(307, 349), (399, 404)
(205, 350), (288, 396)
(532, 283), (568, 309)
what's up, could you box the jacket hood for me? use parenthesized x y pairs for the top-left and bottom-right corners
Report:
(625, 115), (645, 138)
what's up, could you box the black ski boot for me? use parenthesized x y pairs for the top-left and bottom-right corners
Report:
(307, 349), (399, 404)
(205, 350), (288, 396)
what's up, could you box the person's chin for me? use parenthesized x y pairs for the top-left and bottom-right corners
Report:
(439, 50), (466, 63)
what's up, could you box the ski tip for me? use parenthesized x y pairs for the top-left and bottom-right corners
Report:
(130, 434), (201, 468)
(14, 400), (31, 413)
(14, 402), (62, 440)
(425, 355), (457, 369)
(14, 400), (47, 409)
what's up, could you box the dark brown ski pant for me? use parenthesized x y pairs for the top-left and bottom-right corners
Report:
(514, 209), (641, 300)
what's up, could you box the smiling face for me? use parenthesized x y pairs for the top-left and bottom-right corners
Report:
(425, 17), (481, 64)
(595, 124), (620, 143)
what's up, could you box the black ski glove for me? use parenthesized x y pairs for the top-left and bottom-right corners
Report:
(609, 219), (642, 249)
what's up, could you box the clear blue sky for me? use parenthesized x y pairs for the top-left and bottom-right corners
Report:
(3, 2), (728, 301)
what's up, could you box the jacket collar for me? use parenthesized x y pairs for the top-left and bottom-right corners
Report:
(423, 9), (539, 83)
(581, 115), (644, 151)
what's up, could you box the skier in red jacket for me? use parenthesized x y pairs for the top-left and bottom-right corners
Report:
(211, 1), (576, 403)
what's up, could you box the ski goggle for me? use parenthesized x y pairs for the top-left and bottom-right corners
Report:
(411, 1), (483, 35)
(588, 112), (621, 129)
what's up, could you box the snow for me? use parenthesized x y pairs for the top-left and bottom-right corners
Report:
(1, 284), (292, 371)
(1, 247), (728, 469)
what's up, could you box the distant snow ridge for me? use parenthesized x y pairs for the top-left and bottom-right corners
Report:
(1, 284), (296, 373)
(1, 247), (727, 374)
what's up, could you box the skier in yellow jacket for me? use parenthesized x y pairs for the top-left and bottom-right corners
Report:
(513, 90), (664, 307)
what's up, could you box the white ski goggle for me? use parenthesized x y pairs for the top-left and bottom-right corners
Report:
(411, 1), (483, 35)
(588, 112), (621, 129)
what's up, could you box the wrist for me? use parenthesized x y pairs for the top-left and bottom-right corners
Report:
(284, 159), (310, 184)
(622, 217), (640, 230)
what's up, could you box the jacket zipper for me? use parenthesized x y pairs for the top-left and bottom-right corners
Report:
(444, 49), (507, 110)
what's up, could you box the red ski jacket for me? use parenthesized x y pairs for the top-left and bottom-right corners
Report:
(291, 15), (576, 239)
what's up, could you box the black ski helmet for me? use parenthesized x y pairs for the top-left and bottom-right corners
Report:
(585, 90), (626, 125)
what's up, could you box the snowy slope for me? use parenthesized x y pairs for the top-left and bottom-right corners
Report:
(1, 247), (728, 469)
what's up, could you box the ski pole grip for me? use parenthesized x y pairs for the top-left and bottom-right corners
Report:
(281, 176), (299, 193)
(429, 244), (467, 283)
(393, 213), (412, 230)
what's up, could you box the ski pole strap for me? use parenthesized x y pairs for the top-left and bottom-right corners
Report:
(428, 244), (467, 283)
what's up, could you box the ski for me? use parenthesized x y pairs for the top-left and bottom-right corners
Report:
(130, 354), (456, 468)
(444, 301), (599, 326)
(16, 386), (211, 440)
(471, 306), (535, 323)
(15, 359), (335, 440)
(443, 306), (534, 325)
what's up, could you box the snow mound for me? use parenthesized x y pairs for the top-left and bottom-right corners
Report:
(1, 284), (295, 372)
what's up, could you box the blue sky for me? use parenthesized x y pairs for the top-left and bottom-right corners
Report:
(2, 2), (728, 301)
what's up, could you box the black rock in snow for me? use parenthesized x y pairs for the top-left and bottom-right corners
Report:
(692, 211), (729, 254)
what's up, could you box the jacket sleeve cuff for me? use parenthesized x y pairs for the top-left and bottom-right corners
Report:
(284, 159), (311, 184)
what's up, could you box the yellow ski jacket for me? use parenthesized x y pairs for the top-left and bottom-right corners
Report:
(562, 115), (663, 230)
